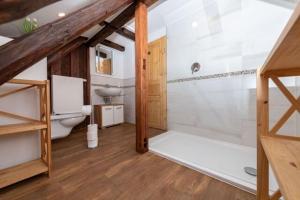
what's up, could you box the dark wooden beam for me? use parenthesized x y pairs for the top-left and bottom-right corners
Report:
(140, 0), (158, 7)
(100, 39), (125, 52)
(100, 21), (135, 41)
(135, 1), (148, 153)
(47, 37), (88, 64)
(0, 0), (134, 85)
(87, 0), (158, 47)
(118, 27), (135, 41)
(0, 0), (61, 24)
(99, 52), (107, 58)
(87, 3), (136, 47)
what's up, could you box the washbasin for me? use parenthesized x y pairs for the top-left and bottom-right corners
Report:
(95, 87), (121, 97)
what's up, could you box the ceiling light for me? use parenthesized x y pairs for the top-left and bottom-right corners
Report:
(192, 21), (198, 28)
(58, 12), (66, 17)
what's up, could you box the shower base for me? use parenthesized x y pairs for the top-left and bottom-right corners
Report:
(149, 131), (278, 194)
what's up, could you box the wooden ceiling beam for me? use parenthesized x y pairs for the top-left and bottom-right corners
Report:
(119, 27), (135, 41)
(100, 21), (135, 41)
(0, 0), (134, 85)
(48, 36), (88, 64)
(87, 0), (158, 47)
(100, 39), (125, 52)
(0, 0), (61, 25)
(87, 3), (136, 47)
(99, 51), (107, 58)
(140, 0), (158, 7)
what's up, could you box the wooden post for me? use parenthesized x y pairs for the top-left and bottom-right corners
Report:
(45, 80), (52, 176)
(256, 70), (270, 200)
(135, 2), (148, 153)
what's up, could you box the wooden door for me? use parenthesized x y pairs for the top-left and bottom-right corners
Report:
(147, 36), (167, 130)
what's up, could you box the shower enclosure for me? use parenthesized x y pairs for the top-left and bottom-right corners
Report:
(149, 0), (298, 193)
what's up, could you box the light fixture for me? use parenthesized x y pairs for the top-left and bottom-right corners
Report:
(58, 12), (66, 17)
(192, 21), (198, 28)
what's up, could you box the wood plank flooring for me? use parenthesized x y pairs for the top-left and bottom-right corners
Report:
(0, 123), (256, 200)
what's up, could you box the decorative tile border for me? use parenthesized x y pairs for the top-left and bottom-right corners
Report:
(167, 69), (257, 84)
(92, 69), (257, 88)
(122, 85), (135, 88)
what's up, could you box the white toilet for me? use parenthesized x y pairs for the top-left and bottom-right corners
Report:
(51, 113), (86, 139)
(50, 75), (89, 139)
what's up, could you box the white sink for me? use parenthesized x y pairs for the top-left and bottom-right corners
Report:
(95, 87), (121, 97)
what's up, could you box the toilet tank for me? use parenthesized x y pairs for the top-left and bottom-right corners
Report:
(52, 75), (84, 115)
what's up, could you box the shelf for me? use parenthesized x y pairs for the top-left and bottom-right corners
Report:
(8, 79), (47, 86)
(261, 136), (300, 200)
(260, 4), (300, 73)
(0, 122), (47, 136)
(0, 159), (48, 189)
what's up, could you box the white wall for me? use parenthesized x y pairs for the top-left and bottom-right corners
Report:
(0, 36), (47, 169)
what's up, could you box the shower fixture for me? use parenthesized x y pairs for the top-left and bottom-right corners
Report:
(191, 62), (201, 74)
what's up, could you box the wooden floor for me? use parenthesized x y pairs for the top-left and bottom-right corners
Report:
(0, 124), (256, 200)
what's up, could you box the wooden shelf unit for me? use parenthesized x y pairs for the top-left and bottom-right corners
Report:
(0, 79), (51, 189)
(0, 159), (48, 188)
(260, 136), (300, 200)
(257, 2), (300, 200)
(0, 122), (47, 136)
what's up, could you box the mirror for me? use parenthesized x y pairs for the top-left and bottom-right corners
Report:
(95, 46), (113, 75)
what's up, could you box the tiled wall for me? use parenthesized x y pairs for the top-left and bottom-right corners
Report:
(168, 72), (300, 147)
(165, 0), (296, 147)
(123, 78), (136, 124)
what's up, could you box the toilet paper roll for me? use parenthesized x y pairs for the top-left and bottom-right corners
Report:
(82, 105), (92, 115)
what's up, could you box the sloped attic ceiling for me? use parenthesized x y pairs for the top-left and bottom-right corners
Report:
(0, 0), (164, 41)
(0, 0), (132, 38)
(0, 0), (296, 46)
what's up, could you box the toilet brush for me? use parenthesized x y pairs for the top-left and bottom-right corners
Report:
(87, 104), (98, 148)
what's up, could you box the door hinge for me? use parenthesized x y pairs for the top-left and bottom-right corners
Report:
(143, 58), (146, 70)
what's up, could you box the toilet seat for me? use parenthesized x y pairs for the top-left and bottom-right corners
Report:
(51, 113), (84, 120)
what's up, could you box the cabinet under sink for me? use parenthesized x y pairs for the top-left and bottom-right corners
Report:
(94, 104), (124, 129)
